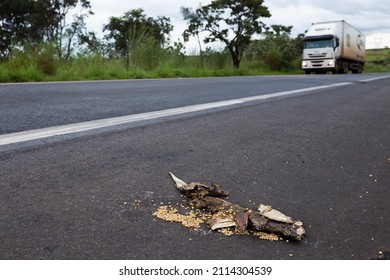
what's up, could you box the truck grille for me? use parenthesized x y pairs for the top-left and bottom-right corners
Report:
(311, 61), (324, 67)
(308, 53), (327, 58)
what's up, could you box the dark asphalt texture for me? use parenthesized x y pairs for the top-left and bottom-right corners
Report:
(0, 74), (385, 134)
(0, 76), (389, 259)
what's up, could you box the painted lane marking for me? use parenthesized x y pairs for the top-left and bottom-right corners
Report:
(359, 76), (390, 83)
(0, 82), (352, 146)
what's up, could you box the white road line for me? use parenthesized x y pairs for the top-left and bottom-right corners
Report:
(0, 82), (352, 146)
(359, 75), (390, 83)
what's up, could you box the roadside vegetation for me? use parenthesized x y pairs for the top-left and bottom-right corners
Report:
(364, 48), (390, 73)
(0, 0), (389, 83)
(0, 28), (305, 82)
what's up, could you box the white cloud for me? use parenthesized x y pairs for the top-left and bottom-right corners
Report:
(85, 0), (390, 49)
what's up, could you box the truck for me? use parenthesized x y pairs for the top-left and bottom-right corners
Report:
(301, 20), (366, 74)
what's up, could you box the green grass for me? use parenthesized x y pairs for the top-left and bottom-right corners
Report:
(0, 56), (275, 83)
(365, 48), (390, 73)
(1, 48), (388, 83)
(366, 48), (390, 63)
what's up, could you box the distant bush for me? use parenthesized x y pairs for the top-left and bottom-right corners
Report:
(33, 43), (56, 75)
(263, 47), (283, 71)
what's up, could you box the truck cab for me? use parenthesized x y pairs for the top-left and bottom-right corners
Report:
(302, 35), (340, 74)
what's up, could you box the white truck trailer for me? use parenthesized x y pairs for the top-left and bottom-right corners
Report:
(301, 20), (366, 74)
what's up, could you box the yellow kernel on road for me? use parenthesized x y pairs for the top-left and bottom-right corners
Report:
(153, 206), (204, 228)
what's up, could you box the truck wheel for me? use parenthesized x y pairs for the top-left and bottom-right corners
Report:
(352, 64), (363, 74)
(342, 62), (349, 74)
(335, 61), (346, 74)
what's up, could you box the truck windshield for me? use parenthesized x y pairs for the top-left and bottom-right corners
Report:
(304, 39), (334, 49)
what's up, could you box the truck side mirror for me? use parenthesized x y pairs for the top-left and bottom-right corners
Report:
(335, 38), (340, 48)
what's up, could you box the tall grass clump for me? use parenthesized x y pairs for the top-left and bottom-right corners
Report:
(129, 37), (162, 70)
(365, 48), (390, 73)
(0, 49), (43, 82)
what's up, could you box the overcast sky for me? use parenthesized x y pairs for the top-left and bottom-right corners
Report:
(85, 0), (390, 50)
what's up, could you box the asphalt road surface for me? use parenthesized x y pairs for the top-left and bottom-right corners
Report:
(0, 74), (389, 260)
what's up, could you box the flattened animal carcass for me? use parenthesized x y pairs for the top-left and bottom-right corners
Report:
(168, 172), (306, 241)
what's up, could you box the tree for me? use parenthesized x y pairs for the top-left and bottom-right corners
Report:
(264, 24), (293, 36)
(30, 0), (93, 59)
(0, 0), (34, 58)
(104, 9), (173, 70)
(182, 0), (271, 68)
(246, 25), (304, 71)
(181, 6), (205, 68)
(79, 31), (106, 56)
(0, 0), (93, 60)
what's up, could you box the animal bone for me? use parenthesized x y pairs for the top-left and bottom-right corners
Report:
(258, 204), (294, 224)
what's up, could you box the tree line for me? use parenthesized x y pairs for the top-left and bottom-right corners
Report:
(0, 0), (304, 71)
(0, 0), (93, 60)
